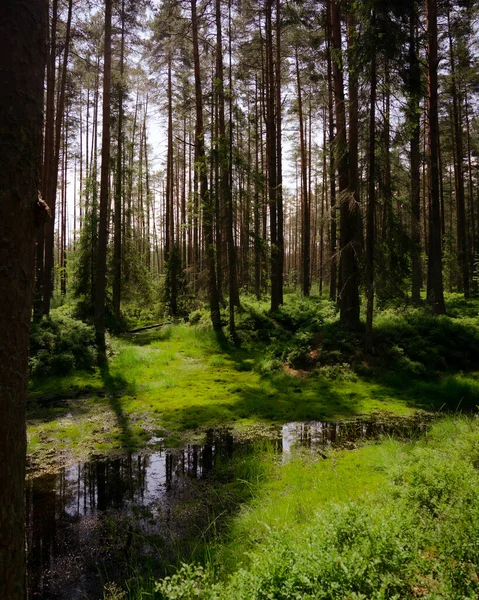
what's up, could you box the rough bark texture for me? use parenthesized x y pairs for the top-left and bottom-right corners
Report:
(366, 24), (377, 348)
(192, 0), (221, 330)
(409, 7), (422, 305)
(265, 0), (279, 311)
(330, 0), (360, 326)
(447, 9), (469, 297)
(95, 0), (113, 358)
(0, 1), (46, 597)
(43, 0), (73, 315)
(426, 0), (446, 314)
(296, 49), (310, 297)
(113, 0), (125, 324)
(326, 0), (337, 302)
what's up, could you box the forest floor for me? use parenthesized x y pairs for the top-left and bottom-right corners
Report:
(27, 292), (479, 476)
(27, 293), (479, 598)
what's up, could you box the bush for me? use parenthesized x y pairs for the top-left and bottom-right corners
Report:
(29, 313), (97, 377)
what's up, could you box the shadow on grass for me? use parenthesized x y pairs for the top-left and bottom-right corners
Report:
(365, 370), (479, 414)
(100, 364), (138, 451)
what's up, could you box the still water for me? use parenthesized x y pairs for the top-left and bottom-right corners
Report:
(26, 416), (430, 599)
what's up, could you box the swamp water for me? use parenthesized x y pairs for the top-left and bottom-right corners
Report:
(26, 415), (431, 599)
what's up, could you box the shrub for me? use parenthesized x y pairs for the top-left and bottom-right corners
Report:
(29, 313), (97, 377)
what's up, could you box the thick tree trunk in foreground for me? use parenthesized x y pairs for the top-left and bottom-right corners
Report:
(426, 0), (446, 314)
(0, 1), (46, 597)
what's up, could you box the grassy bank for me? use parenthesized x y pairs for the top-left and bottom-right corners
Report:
(151, 416), (479, 599)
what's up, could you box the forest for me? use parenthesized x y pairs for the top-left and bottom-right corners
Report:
(2, 0), (479, 598)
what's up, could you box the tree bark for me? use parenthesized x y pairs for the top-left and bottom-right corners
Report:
(113, 0), (125, 325)
(326, 0), (337, 302)
(0, 1), (46, 597)
(409, 7), (422, 305)
(192, 0), (221, 330)
(94, 0), (113, 359)
(366, 15), (377, 348)
(295, 49), (310, 297)
(330, 0), (360, 325)
(426, 0), (446, 314)
(447, 8), (469, 297)
(43, 0), (73, 315)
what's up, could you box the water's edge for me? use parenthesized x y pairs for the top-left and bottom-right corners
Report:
(26, 414), (433, 599)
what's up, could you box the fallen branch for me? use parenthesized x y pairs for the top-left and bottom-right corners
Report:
(126, 322), (172, 334)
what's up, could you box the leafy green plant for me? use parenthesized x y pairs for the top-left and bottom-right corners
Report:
(29, 312), (97, 377)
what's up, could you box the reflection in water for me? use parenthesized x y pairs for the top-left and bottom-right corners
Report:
(25, 417), (430, 599)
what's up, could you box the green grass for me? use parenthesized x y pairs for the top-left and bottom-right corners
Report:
(27, 294), (479, 472)
(151, 416), (479, 600)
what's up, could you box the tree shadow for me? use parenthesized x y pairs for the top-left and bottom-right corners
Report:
(99, 364), (137, 451)
(365, 370), (479, 414)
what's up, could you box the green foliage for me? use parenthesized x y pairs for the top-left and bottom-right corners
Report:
(374, 308), (479, 374)
(29, 312), (97, 378)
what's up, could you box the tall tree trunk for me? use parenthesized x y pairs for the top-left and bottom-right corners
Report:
(275, 0), (284, 306)
(447, 9), (469, 297)
(0, 1), (46, 596)
(254, 77), (262, 300)
(366, 16), (377, 348)
(94, 0), (112, 359)
(165, 55), (177, 315)
(266, 0), (279, 311)
(426, 0), (446, 314)
(330, 0), (360, 325)
(347, 10), (359, 233)
(295, 49), (310, 296)
(113, 0), (125, 325)
(43, 0), (73, 315)
(216, 0), (238, 339)
(34, 0), (57, 319)
(192, 0), (221, 330)
(326, 1), (337, 301)
(409, 6), (422, 304)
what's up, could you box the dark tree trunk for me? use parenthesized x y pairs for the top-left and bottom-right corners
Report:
(426, 0), (446, 314)
(34, 0), (57, 319)
(165, 55), (177, 316)
(447, 9), (469, 297)
(326, 0), (337, 302)
(266, 0), (279, 311)
(330, 0), (360, 326)
(275, 0), (284, 306)
(409, 6), (422, 305)
(113, 0), (125, 325)
(216, 0), (238, 339)
(0, 1), (46, 597)
(94, 0), (113, 359)
(366, 17), (377, 348)
(192, 0), (221, 330)
(295, 49), (310, 297)
(43, 0), (73, 315)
